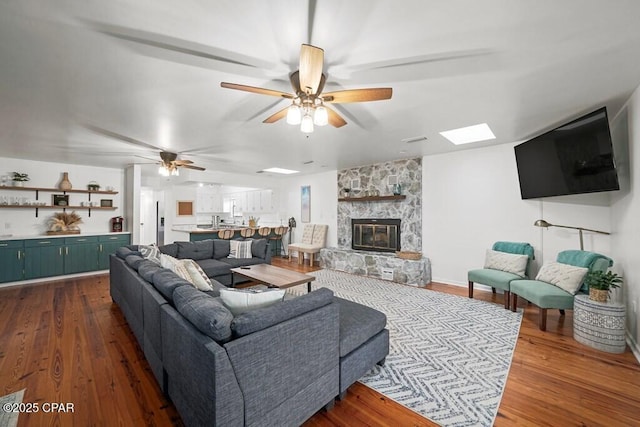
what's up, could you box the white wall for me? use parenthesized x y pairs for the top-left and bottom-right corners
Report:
(0, 158), (125, 236)
(422, 143), (613, 286)
(611, 85), (640, 358)
(279, 170), (338, 248)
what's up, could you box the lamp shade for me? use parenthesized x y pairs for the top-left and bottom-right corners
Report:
(286, 105), (301, 125)
(313, 106), (328, 126)
(534, 219), (552, 227)
(301, 113), (314, 133)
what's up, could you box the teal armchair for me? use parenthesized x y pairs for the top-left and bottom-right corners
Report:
(510, 250), (613, 331)
(468, 241), (535, 309)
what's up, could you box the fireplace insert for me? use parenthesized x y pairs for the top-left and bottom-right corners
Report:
(351, 218), (401, 252)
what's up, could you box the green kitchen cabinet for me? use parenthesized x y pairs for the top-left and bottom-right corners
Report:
(98, 234), (130, 269)
(0, 240), (25, 283)
(64, 236), (99, 274)
(23, 238), (64, 279)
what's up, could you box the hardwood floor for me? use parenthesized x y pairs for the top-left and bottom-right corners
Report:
(1, 258), (638, 426)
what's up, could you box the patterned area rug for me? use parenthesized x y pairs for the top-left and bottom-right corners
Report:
(0, 389), (25, 427)
(294, 270), (522, 427)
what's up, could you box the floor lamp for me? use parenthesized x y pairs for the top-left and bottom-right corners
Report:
(534, 219), (610, 250)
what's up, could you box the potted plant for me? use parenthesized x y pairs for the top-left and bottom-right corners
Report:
(585, 270), (622, 303)
(12, 172), (30, 187)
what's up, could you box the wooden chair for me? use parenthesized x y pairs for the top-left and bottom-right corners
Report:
(240, 228), (255, 238)
(288, 224), (328, 266)
(258, 227), (271, 238)
(217, 229), (234, 240)
(269, 226), (288, 257)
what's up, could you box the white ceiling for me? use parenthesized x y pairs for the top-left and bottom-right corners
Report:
(2, 0), (640, 180)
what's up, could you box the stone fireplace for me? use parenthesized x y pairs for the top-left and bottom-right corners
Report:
(319, 158), (431, 286)
(352, 219), (401, 252)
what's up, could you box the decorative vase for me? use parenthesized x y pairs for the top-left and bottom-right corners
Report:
(60, 172), (72, 191)
(13, 181), (23, 187)
(392, 184), (402, 195)
(589, 288), (608, 303)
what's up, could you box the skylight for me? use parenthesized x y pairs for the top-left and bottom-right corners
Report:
(262, 167), (299, 175)
(440, 123), (496, 145)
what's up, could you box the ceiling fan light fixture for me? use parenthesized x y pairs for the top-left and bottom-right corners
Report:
(301, 113), (314, 133)
(286, 104), (301, 125)
(158, 165), (169, 176)
(171, 168), (179, 176)
(314, 105), (328, 126)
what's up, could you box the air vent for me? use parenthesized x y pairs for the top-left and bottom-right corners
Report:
(401, 136), (427, 143)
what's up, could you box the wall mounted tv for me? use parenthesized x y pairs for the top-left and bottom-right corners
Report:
(514, 107), (619, 200)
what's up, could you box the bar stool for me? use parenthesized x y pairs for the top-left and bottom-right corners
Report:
(217, 229), (234, 240)
(240, 228), (255, 238)
(258, 227), (271, 238)
(268, 226), (288, 257)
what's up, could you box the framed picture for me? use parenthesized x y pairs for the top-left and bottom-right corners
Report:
(176, 200), (194, 216)
(100, 199), (113, 207)
(53, 194), (69, 206)
(301, 185), (310, 223)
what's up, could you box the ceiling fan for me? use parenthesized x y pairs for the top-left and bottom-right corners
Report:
(221, 44), (393, 132)
(157, 151), (205, 176)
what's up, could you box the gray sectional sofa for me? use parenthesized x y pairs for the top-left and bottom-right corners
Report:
(109, 239), (389, 426)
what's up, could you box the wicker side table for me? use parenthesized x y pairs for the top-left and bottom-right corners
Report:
(573, 294), (626, 353)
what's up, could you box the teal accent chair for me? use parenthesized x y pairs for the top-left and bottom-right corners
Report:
(510, 250), (613, 331)
(468, 241), (535, 309)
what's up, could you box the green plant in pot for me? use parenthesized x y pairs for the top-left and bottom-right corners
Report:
(12, 172), (29, 187)
(585, 270), (622, 303)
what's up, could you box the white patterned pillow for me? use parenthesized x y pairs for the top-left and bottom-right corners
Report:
(228, 240), (253, 259)
(483, 249), (529, 277)
(219, 288), (285, 315)
(181, 259), (214, 291)
(535, 262), (589, 295)
(139, 244), (161, 265)
(160, 254), (213, 291)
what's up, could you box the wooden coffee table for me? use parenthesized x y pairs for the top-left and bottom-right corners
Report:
(230, 264), (316, 293)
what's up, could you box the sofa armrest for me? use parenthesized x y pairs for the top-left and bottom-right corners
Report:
(161, 305), (244, 427)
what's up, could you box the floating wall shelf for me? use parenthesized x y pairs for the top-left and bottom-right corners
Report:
(338, 195), (406, 202)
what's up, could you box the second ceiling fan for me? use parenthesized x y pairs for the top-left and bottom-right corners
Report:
(220, 44), (392, 132)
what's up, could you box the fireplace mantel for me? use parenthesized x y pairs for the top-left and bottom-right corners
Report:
(338, 195), (406, 202)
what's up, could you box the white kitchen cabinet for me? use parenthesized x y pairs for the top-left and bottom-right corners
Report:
(196, 188), (222, 213)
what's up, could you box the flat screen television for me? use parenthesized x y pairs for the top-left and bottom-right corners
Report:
(514, 107), (619, 199)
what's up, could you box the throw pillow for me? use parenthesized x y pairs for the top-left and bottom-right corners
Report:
(160, 254), (214, 291)
(228, 240), (253, 259)
(484, 249), (529, 277)
(139, 244), (162, 265)
(219, 288), (285, 316)
(535, 262), (589, 295)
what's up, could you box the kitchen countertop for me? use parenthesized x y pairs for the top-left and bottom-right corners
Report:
(0, 231), (131, 241)
(172, 225), (284, 234)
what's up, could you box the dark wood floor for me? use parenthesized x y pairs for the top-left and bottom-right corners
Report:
(1, 257), (639, 426)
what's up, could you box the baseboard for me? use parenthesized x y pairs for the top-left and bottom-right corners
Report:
(627, 333), (640, 364)
(0, 270), (108, 289)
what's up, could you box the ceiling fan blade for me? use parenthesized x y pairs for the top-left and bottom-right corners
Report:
(220, 82), (294, 99)
(326, 106), (347, 128)
(263, 106), (289, 124)
(181, 164), (206, 171)
(322, 88), (392, 103)
(174, 159), (194, 165)
(299, 44), (324, 95)
(289, 71), (301, 93)
(86, 125), (163, 151)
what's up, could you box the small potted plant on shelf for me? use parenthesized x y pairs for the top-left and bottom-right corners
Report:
(12, 172), (30, 187)
(585, 270), (622, 303)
